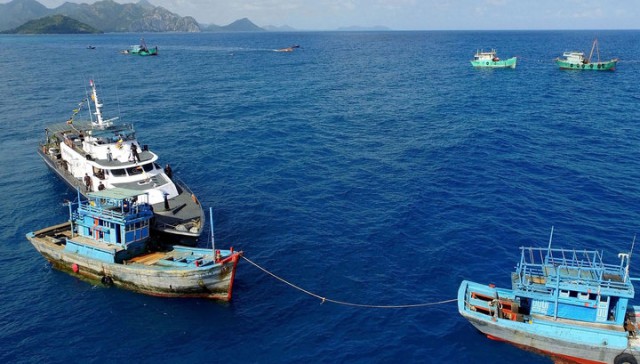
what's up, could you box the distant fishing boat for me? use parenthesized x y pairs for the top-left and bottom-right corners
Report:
(458, 228), (640, 364)
(275, 45), (300, 52)
(555, 39), (618, 71)
(121, 38), (158, 56)
(27, 189), (242, 301)
(470, 49), (517, 68)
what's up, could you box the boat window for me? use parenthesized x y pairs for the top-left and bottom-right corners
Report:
(141, 163), (154, 172)
(111, 168), (127, 177)
(126, 166), (144, 175)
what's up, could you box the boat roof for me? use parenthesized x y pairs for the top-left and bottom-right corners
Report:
(474, 49), (497, 56)
(562, 51), (584, 56)
(88, 188), (147, 200)
(514, 246), (634, 298)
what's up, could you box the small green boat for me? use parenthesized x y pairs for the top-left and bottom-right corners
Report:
(121, 38), (158, 56)
(555, 39), (617, 71)
(471, 49), (517, 69)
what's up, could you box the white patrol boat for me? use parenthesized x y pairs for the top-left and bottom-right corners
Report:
(38, 80), (204, 240)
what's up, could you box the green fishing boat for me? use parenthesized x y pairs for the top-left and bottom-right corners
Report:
(470, 49), (517, 69)
(555, 39), (617, 71)
(121, 38), (158, 56)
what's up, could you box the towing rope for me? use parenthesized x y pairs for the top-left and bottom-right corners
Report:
(241, 256), (457, 308)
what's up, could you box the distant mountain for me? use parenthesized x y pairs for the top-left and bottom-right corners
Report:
(0, 0), (267, 33)
(0, 0), (50, 31)
(53, 0), (200, 32)
(203, 17), (265, 32)
(201, 23), (222, 32)
(263, 24), (297, 32)
(0, 0), (199, 32)
(2, 14), (102, 34)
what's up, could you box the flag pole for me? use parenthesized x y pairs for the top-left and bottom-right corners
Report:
(209, 207), (216, 253)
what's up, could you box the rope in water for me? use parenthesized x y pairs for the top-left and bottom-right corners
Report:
(241, 256), (457, 308)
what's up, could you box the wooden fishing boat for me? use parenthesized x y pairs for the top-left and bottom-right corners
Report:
(458, 228), (640, 364)
(555, 39), (618, 71)
(470, 49), (517, 68)
(27, 189), (241, 301)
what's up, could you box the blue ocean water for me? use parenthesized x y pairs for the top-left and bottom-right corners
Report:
(1, 30), (640, 363)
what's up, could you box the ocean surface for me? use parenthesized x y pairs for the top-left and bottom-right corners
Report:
(1, 30), (640, 363)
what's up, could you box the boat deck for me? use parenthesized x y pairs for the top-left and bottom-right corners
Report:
(126, 248), (224, 268)
(111, 173), (168, 192)
(45, 121), (154, 166)
(129, 252), (165, 265)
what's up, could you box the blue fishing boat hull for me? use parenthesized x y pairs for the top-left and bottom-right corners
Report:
(458, 280), (640, 364)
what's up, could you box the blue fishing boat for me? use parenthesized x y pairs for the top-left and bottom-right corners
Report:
(458, 229), (640, 364)
(27, 188), (241, 301)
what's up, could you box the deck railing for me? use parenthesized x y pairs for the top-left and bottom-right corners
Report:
(515, 246), (633, 294)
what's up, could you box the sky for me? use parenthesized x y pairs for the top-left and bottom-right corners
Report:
(6, 0), (640, 30)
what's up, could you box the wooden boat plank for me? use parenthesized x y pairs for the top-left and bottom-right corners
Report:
(129, 251), (166, 265)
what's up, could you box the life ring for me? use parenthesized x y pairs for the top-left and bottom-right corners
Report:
(614, 353), (637, 364)
(101, 276), (114, 287)
(590, 64), (594, 69)
(486, 62), (489, 65)
(597, 64), (602, 69)
(582, 64), (585, 69)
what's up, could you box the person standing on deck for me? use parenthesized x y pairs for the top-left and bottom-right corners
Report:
(84, 173), (92, 192)
(131, 143), (140, 162)
(164, 164), (172, 179)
